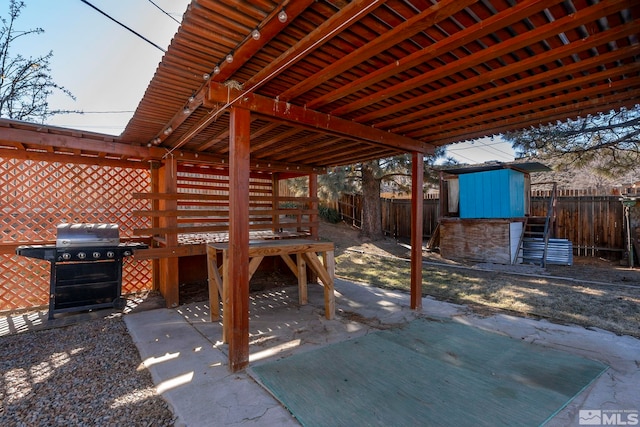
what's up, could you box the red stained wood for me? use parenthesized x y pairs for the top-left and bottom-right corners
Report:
(206, 82), (434, 154)
(309, 174), (319, 239)
(410, 152), (423, 310)
(374, 24), (640, 131)
(159, 158), (180, 308)
(336, 0), (632, 118)
(228, 107), (251, 372)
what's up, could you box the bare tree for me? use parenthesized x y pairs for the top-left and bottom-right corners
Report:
(504, 105), (640, 177)
(0, 0), (75, 122)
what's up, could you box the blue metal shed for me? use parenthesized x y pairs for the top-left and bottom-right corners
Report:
(459, 169), (525, 218)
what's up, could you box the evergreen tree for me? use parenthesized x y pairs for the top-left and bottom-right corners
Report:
(290, 150), (446, 239)
(504, 105), (640, 178)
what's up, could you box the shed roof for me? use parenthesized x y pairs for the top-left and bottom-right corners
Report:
(1, 1), (638, 169)
(441, 161), (552, 175)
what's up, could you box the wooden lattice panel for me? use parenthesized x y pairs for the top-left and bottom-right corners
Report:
(1, 158), (153, 312)
(0, 255), (49, 310)
(122, 258), (153, 294)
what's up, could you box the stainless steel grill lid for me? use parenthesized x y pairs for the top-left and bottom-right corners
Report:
(56, 223), (120, 248)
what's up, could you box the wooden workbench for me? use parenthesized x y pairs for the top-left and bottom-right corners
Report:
(206, 238), (335, 342)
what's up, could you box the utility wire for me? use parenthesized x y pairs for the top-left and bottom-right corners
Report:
(146, 0), (181, 25)
(447, 151), (476, 163)
(448, 139), (514, 161)
(70, 110), (135, 114)
(79, 0), (166, 53)
(484, 144), (516, 160)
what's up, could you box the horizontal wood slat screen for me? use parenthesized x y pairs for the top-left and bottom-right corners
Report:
(132, 164), (316, 241)
(0, 158), (153, 312)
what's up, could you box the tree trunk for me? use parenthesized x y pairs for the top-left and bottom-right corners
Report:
(360, 161), (383, 239)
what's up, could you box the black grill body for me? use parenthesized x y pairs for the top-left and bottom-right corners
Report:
(16, 228), (147, 319)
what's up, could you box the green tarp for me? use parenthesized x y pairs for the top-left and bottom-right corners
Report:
(251, 319), (607, 427)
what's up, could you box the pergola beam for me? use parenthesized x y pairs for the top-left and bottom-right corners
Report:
(206, 81), (433, 155)
(0, 147), (149, 169)
(0, 126), (144, 159)
(0, 123), (324, 174)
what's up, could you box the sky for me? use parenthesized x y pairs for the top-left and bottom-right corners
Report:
(443, 136), (516, 164)
(9, 0), (514, 164)
(11, 0), (190, 135)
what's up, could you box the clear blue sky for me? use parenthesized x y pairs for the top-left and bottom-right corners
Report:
(10, 0), (514, 164)
(12, 0), (190, 134)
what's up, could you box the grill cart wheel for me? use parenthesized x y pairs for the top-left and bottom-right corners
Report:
(113, 297), (127, 310)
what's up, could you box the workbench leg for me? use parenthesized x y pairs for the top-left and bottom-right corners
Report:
(303, 251), (335, 320)
(323, 250), (335, 281)
(207, 246), (220, 321)
(297, 254), (308, 305)
(324, 251), (335, 320)
(222, 249), (230, 343)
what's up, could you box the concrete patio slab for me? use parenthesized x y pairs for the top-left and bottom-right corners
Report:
(124, 279), (640, 426)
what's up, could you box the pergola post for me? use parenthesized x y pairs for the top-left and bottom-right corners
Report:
(309, 173), (319, 239)
(410, 152), (424, 310)
(159, 157), (179, 308)
(272, 173), (280, 233)
(228, 106), (251, 371)
(150, 162), (160, 292)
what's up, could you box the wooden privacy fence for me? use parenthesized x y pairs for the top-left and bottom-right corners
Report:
(337, 192), (630, 257)
(337, 193), (440, 239)
(0, 158), (153, 312)
(531, 195), (625, 257)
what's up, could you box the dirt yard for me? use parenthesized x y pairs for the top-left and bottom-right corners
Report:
(319, 221), (640, 338)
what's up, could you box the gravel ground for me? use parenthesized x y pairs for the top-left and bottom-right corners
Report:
(0, 314), (175, 426)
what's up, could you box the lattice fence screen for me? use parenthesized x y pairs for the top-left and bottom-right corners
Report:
(1, 158), (152, 312)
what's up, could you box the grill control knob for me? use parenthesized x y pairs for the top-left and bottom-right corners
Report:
(93, 252), (101, 259)
(106, 251), (115, 258)
(61, 252), (71, 260)
(123, 250), (132, 257)
(77, 252), (86, 260)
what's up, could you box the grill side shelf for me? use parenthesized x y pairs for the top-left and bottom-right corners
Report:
(15, 245), (58, 261)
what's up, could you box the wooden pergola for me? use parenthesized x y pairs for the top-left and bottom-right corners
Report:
(1, 0), (638, 371)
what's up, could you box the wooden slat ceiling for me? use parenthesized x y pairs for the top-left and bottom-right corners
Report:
(3, 1), (639, 170)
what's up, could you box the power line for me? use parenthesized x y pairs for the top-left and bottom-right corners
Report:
(447, 139), (514, 161)
(485, 145), (516, 160)
(447, 139), (509, 151)
(448, 151), (476, 163)
(72, 110), (135, 114)
(146, 0), (181, 25)
(79, 0), (166, 53)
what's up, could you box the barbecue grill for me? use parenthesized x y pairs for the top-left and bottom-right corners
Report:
(16, 223), (147, 319)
